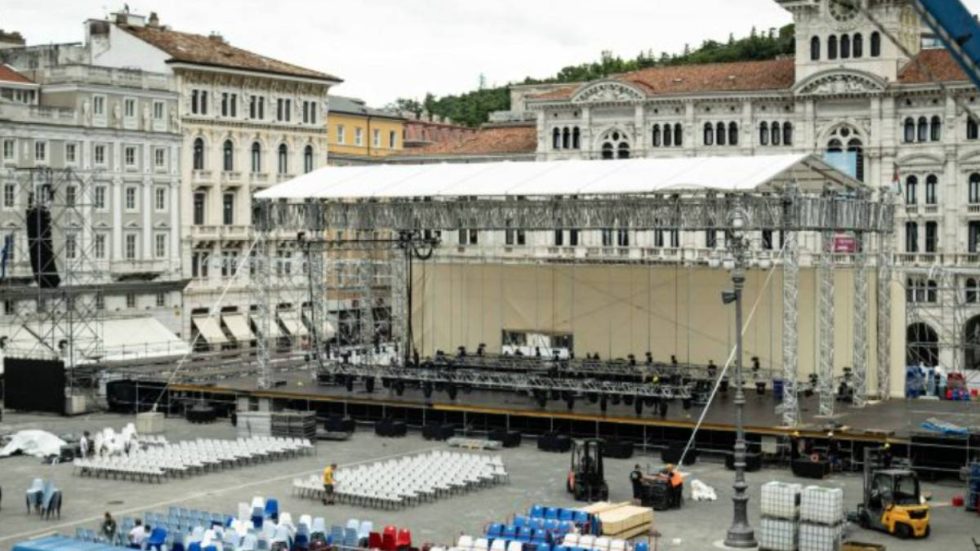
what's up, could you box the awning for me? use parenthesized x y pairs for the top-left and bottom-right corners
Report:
(303, 313), (337, 340)
(102, 316), (190, 362)
(192, 315), (229, 346)
(278, 310), (309, 337)
(251, 315), (283, 339)
(222, 313), (255, 343)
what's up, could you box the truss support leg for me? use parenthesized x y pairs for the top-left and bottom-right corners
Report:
(852, 233), (868, 408)
(391, 248), (409, 366)
(876, 232), (893, 400)
(252, 202), (274, 390)
(781, 230), (800, 427)
(818, 230), (835, 418)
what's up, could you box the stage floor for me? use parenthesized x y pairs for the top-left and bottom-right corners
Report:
(173, 370), (980, 441)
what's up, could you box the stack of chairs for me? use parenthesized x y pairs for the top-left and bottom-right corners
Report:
(293, 450), (507, 509)
(447, 505), (603, 551)
(25, 479), (62, 520)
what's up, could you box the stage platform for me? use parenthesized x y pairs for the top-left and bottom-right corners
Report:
(155, 371), (980, 445)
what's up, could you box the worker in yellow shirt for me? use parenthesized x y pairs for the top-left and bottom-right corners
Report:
(322, 463), (337, 505)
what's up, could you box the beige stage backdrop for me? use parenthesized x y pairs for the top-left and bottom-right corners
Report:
(410, 263), (906, 397)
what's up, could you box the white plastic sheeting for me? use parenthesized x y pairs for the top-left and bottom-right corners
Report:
(0, 430), (66, 458)
(254, 154), (862, 201)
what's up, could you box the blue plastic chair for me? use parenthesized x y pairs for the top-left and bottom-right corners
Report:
(188, 543), (202, 551)
(517, 527), (533, 542)
(558, 509), (573, 522)
(344, 527), (359, 547)
(544, 520), (559, 533)
(544, 507), (559, 520)
(537, 545), (551, 551)
(147, 527), (168, 550)
(487, 523), (504, 538)
(264, 499), (279, 521)
(514, 516), (528, 529)
(572, 511), (589, 525)
(529, 505), (545, 518)
(502, 525), (517, 540)
(533, 519), (546, 531)
(531, 530), (548, 544)
(634, 543), (648, 551)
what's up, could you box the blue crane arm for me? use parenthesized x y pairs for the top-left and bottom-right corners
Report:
(914, 0), (980, 89)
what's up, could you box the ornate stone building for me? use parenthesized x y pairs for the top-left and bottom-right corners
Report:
(518, 0), (980, 377)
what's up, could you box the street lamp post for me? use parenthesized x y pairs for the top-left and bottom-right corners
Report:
(723, 210), (757, 549)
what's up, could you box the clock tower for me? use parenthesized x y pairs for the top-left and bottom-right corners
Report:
(774, 0), (922, 84)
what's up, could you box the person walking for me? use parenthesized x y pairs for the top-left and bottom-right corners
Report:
(101, 512), (118, 544)
(322, 463), (336, 505)
(79, 431), (91, 458)
(629, 464), (644, 502)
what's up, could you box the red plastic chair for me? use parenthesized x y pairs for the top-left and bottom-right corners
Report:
(382, 526), (398, 551)
(368, 532), (383, 550)
(396, 528), (412, 550)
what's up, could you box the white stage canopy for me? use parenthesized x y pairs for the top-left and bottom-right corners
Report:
(255, 154), (864, 201)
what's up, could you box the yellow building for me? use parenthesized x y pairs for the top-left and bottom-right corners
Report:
(327, 96), (405, 165)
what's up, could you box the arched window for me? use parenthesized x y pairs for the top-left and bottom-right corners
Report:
(810, 36), (821, 61)
(904, 118), (916, 143)
(704, 123), (714, 146)
(966, 278), (978, 303)
(663, 124), (672, 147)
(771, 121), (781, 146)
(759, 122), (769, 146)
(303, 145), (314, 174)
(925, 174), (938, 205)
(617, 142), (630, 159)
(969, 173), (980, 204)
(552, 128), (561, 150)
(917, 117), (928, 142)
(572, 127), (580, 149)
(828, 35), (838, 60)
(969, 116), (980, 140)
(847, 138), (864, 182)
(728, 122), (738, 146)
(674, 123), (683, 146)
(601, 143), (614, 160)
(251, 142), (261, 173)
(783, 122), (793, 146)
(277, 143), (288, 175)
(716, 122), (726, 146)
(853, 33), (863, 58)
(222, 139), (234, 172)
(905, 175), (918, 205)
(562, 127), (570, 149)
(828, 138), (843, 153)
(652, 124), (661, 147)
(870, 32), (881, 57)
(930, 115), (942, 141)
(193, 137), (205, 170)
(841, 34), (851, 58)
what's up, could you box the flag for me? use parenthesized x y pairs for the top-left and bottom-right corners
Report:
(891, 163), (902, 195)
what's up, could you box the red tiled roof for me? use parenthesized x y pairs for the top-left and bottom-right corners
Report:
(401, 124), (537, 157)
(529, 58), (796, 101)
(898, 49), (968, 84)
(120, 25), (341, 82)
(0, 64), (33, 84)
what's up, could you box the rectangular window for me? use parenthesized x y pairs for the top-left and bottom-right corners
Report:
(154, 233), (167, 258)
(153, 100), (164, 120)
(124, 98), (136, 118)
(355, 128), (363, 146)
(192, 90), (199, 114)
(94, 144), (106, 165)
(372, 129), (381, 147)
(94, 233), (106, 259)
(156, 293), (166, 307)
(925, 221), (938, 253)
(554, 229), (564, 246)
(389, 130), (396, 149)
(65, 143), (76, 164)
(124, 146), (136, 167)
(93, 95), (105, 115)
(249, 95), (257, 119)
(94, 186), (106, 209)
(337, 125), (345, 144)
(969, 221), (980, 253)
(193, 192), (206, 225)
(706, 229), (717, 248)
(654, 230), (665, 248)
(3, 184), (15, 208)
(569, 229), (579, 246)
(277, 98), (284, 121)
(230, 93), (237, 117)
(258, 97), (264, 119)
(284, 99), (291, 122)
(155, 187), (167, 211)
(2, 139), (14, 160)
(34, 141), (46, 162)
(200, 90), (208, 115)
(222, 192), (234, 225)
(65, 185), (76, 207)
(762, 229), (773, 250)
(905, 222), (918, 253)
(617, 229), (629, 247)
(154, 147), (166, 168)
(221, 92), (228, 116)
(65, 233), (77, 259)
(126, 293), (136, 309)
(601, 229), (613, 247)
(124, 233), (137, 260)
(125, 187), (137, 210)
(670, 230), (679, 248)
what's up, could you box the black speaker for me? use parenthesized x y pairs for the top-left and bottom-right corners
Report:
(26, 206), (60, 289)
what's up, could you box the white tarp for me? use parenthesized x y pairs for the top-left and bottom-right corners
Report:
(0, 430), (66, 458)
(255, 153), (863, 201)
(102, 317), (191, 362)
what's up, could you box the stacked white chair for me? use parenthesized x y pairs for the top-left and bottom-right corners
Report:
(292, 450), (507, 509)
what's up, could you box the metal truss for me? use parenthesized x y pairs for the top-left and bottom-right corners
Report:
(779, 229), (800, 426)
(0, 168), (105, 368)
(876, 228), (893, 399)
(817, 230), (836, 417)
(851, 233), (869, 407)
(322, 362), (692, 399)
(258, 194), (893, 233)
(902, 263), (972, 372)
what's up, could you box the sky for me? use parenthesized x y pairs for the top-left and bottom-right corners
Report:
(3, 0), (980, 107)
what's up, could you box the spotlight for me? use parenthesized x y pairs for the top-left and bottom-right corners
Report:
(623, 394), (634, 406)
(394, 381), (405, 396)
(634, 398), (643, 416)
(446, 384), (458, 401)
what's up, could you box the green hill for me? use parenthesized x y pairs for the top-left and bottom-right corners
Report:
(391, 25), (795, 128)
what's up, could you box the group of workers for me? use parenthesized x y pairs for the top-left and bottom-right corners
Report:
(630, 464), (683, 509)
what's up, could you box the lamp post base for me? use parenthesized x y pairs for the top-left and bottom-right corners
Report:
(722, 526), (757, 549)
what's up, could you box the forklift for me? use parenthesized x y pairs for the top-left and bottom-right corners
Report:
(567, 439), (609, 502)
(852, 447), (930, 539)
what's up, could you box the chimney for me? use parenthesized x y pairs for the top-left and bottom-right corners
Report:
(147, 12), (160, 28)
(113, 11), (146, 27)
(208, 31), (226, 44)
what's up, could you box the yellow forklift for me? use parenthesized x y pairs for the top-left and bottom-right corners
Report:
(853, 447), (930, 539)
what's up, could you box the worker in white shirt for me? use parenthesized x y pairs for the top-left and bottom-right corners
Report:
(128, 519), (149, 549)
(79, 431), (91, 458)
